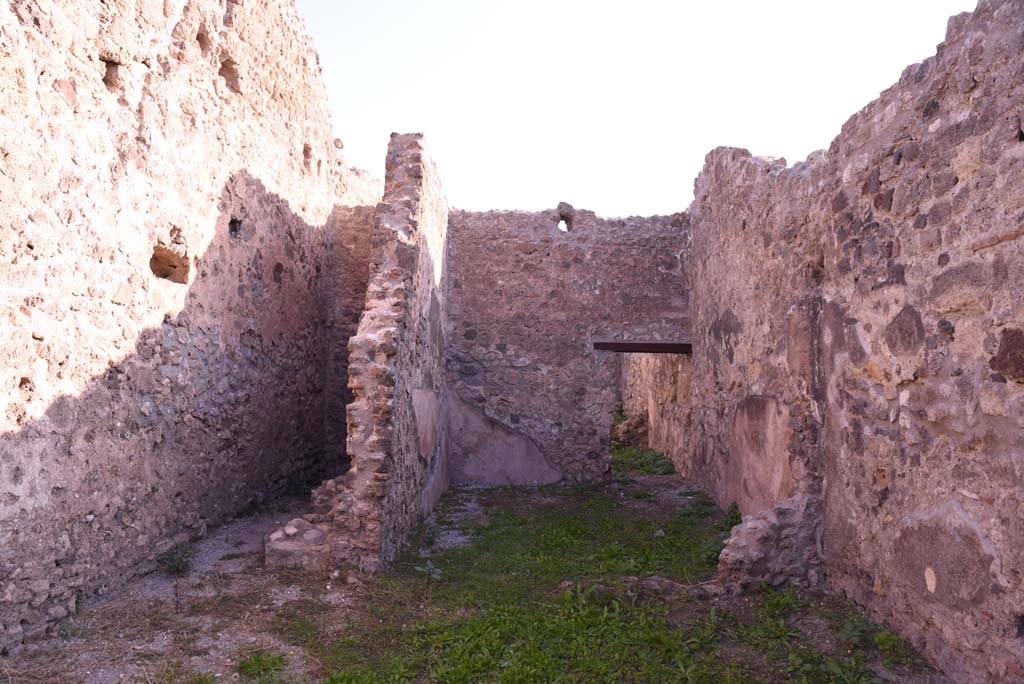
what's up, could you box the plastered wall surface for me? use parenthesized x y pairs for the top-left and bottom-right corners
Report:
(0, 0), (379, 653)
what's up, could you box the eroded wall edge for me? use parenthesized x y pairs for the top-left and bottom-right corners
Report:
(266, 134), (450, 573)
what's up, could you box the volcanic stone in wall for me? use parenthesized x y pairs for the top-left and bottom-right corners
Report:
(0, 0), (379, 654)
(445, 208), (691, 483)
(266, 134), (450, 576)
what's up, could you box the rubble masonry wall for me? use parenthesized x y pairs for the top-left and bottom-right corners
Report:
(622, 1), (1024, 679)
(0, 0), (379, 654)
(266, 133), (450, 573)
(446, 209), (690, 483)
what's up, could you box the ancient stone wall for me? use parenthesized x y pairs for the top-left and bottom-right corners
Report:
(621, 1), (1024, 678)
(684, 148), (827, 589)
(446, 209), (690, 483)
(6, 0), (1024, 678)
(266, 134), (451, 573)
(620, 353), (693, 466)
(817, 3), (1024, 680)
(322, 206), (376, 466)
(0, 0), (379, 653)
(379, 133), (450, 564)
(623, 149), (826, 548)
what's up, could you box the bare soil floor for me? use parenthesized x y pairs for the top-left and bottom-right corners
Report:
(2, 474), (950, 684)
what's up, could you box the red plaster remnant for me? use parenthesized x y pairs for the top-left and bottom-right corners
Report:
(990, 329), (1024, 382)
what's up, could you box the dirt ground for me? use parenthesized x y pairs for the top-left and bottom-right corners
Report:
(1, 496), (362, 684)
(1, 476), (951, 684)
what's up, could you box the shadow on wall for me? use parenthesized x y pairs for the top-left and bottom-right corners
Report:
(273, 133), (455, 574)
(0, 170), (371, 653)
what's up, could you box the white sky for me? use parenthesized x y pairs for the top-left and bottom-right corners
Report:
(296, 1), (977, 217)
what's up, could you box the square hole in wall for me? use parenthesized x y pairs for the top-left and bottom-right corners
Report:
(150, 245), (189, 284)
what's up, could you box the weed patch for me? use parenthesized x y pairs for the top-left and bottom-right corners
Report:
(236, 649), (287, 681)
(271, 598), (331, 649)
(873, 629), (916, 667)
(157, 542), (197, 576)
(611, 444), (675, 475)
(319, 487), (759, 682)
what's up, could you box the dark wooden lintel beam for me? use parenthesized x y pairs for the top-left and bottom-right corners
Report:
(592, 341), (692, 354)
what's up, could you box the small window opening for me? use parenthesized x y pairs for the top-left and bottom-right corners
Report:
(1016, 614), (1024, 638)
(229, 217), (242, 239)
(303, 144), (313, 172)
(149, 245), (189, 284)
(556, 201), (575, 232)
(219, 57), (241, 93)
(1016, 116), (1024, 143)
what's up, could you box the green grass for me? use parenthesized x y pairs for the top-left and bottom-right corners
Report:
(271, 598), (330, 648)
(316, 486), (738, 683)
(785, 650), (884, 684)
(235, 484), (913, 684)
(310, 484), (886, 683)
(729, 586), (804, 655)
(873, 630), (916, 667)
(821, 655), (885, 684)
(236, 650), (287, 681)
(150, 660), (216, 684)
(761, 585), (807, 620)
(813, 597), (922, 669)
(611, 444), (676, 475)
(157, 542), (197, 576)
